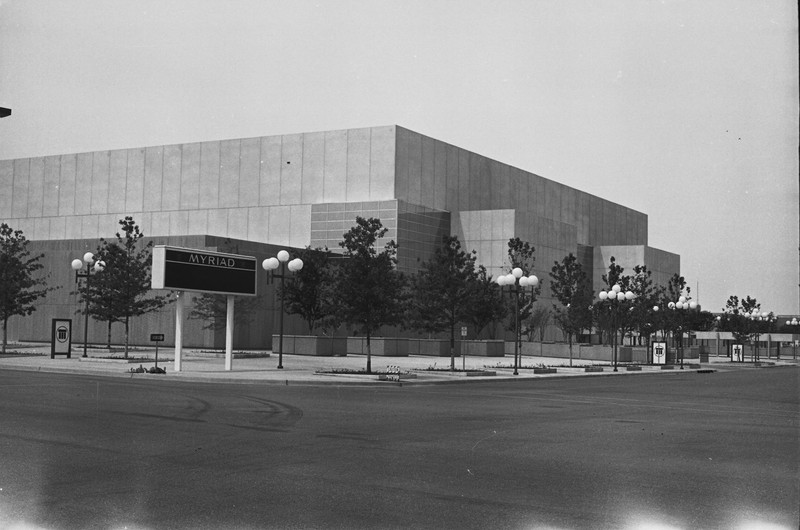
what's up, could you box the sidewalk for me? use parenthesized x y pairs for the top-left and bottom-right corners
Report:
(0, 343), (795, 386)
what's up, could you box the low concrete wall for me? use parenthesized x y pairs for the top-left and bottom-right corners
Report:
(271, 335), (347, 356)
(347, 337), (409, 357)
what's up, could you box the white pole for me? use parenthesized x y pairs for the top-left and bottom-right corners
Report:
(225, 295), (234, 371)
(174, 291), (184, 372)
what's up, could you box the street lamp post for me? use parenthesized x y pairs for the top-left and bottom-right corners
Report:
(597, 285), (635, 372)
(70, 252), (105, 358)
(497, 268), (539, 375)
(262, 250), (303, 369)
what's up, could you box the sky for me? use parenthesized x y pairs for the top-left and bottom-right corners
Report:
(1, 0), (798, 315)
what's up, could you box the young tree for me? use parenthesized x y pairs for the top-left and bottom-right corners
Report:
(719, 295), (760, 344)
(627, 265), (657, 347)
(465, 264), (507, 340)
(549, 253), (593, 365)
(87, 217), (171, 358)
(334, 217), (407, 373)
(654, 273), (693, 360)
(505, 237), (542, 335)
(0, 224), (57, 353)
(408, 236), (479, 371)
(279, 246), (339, 334)
(596, 256), (630, 345)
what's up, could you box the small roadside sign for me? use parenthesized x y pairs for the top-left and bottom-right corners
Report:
(150, 333), (165, 342)
(461, 326), (467, 338)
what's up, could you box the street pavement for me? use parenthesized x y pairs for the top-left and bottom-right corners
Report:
(1, 342), (795, 385)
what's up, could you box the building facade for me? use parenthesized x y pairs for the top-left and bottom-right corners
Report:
(1, 125), (679, 348)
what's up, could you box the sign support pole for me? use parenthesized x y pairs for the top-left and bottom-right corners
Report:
(175, 291), (183, 372)
(225, 295), (234, 371)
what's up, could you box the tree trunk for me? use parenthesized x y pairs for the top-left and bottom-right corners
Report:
(2, 317), (7, 355)
(365, 330), (372, 374)
(450, 324), (455, 372)
(124, 316), (130, 359)
(568, 333), (573, 367)
(107, 321), (112, 349)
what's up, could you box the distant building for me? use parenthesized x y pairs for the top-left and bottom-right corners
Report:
(0, 125), (679, 348)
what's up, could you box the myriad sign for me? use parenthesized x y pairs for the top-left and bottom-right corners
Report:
(652, 341), (667, 365)
(50, 318), (72, 358)
(151, 246), (257, 296)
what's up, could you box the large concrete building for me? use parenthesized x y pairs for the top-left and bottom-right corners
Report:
(1, 125), (679, 348)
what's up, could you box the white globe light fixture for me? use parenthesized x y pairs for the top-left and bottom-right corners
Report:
(70, 251), (106, 358)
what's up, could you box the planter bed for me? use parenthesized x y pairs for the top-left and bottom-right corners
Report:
(532, 368), (557, 374)
(660, 365), (675, 370)
(626, 365), (642, 371)
(584, 366), (604, 372)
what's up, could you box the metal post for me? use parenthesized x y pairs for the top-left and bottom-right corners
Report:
(174, 291), (183, 372)
(513, 286), (519, 376)
(225, 295), (234, 371)
(278, 261), (285, 370)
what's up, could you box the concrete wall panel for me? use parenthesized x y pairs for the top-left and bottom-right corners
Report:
(180, 143), (202, 210)
(81, 215), (99, 239)
(0, 160), (12, 215)
(247, 206), (269, 243)
(457, 150), (469, 211)
(431, 139), (447, 210)
(150, 211), (170, 236)
(125, 148), (145, 213)
(161, 146), (181, 211)
(289, 204), (312, 248)
(369, 125), (395, 201)
(301, 132), (324, 204)
(170, 210), (190, 236)
(50, 216), (66, 240)
(90, 151), (110, 215)
(239, 137), (260, 208)
(219, 139), (240, 208)
(405, 129), (422, 206)
(420, 135), (435, 208)
(188, 209), (208, 237)
(143, 147), (163, 212)
(26, 157), (44, 218)
(260, 135), (281, 206)
(346, 128), (371, 202)
(323, 129), (347, 203)
(108, 150), (127, 213)
(280, 134), (303, 205)
(394, 127), (409, 205)
(228, 207), (249, 241)
(12, 159), (29, 218)
(268, 205), (292, 245)
(207, 209), (228, 236)
(197, 141), (220, 209)
(32, 217), (49, 240)
(445, 144), (459, 210)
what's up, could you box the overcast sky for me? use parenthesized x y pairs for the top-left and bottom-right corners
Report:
(1, 0), (798, 315)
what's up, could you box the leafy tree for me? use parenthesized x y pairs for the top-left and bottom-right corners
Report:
(549, 253), (593, 365)
(408, 236), (479, 371)
(653, 273), (693, 358)
(525, 305), (552, 343)
(465, 264), (507, 340)
(627, 265), (658, 347)
(87, 217), (171, 358)
(0, 224), (57, 353)
(596, 256), (631, 345)
(334, 217), (407, 373)
(279, 246), (339, 334)
(719, 295), (761, 344)
(505, 237), (542, 335)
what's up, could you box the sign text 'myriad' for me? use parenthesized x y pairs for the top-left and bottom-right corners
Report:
(189, 253), (235, 268)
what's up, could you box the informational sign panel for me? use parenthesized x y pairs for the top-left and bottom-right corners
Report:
(731, 343), (744, 362)
(652, 341), (667, 365)
(51, 318), (72, 359)
(151, 246), (257, 296)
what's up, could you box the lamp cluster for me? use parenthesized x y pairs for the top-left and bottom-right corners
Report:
(71, 251), (105, 273)
(262, 250), (304, 273)
(597, 284), (635, 302)
(496, 267), (538, 287)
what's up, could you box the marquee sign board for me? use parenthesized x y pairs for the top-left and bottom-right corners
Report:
(151, 246), (257, 296)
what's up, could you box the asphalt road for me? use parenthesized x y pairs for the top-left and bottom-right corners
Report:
(0, 366), (797, 530)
